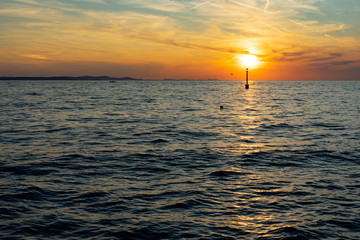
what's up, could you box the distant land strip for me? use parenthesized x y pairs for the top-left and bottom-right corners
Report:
(0, 76), (143, 81)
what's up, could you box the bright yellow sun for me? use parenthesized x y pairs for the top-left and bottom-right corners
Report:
(238, 54), (258, 68)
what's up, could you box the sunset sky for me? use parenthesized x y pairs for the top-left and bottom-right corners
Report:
(1, 0), (359, 80)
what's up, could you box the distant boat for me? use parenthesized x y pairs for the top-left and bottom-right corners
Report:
(109, 80), (116, 83)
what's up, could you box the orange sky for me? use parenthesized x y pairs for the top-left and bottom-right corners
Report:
(1, 0), (359, 80)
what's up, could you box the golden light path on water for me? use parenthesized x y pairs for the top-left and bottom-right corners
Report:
(210, 85), (273, 155)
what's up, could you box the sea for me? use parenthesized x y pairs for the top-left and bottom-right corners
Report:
(0, 80), (359, 240)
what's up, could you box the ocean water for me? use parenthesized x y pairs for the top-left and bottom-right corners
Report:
(0, 80), (359, 239)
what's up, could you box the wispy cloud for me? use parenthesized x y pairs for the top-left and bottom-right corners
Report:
(312, 60), (359, 68)
(21, 54), (49, 60)
(264, 0), (271, 13)
(77, 0), (105, 3)
(118, 0), (185, 13)
(311, 53), (343, 62)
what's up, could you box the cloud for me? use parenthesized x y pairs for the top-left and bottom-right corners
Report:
(283, 52), (305, 57)
(117, 0), (186, 13)
(77, 0), (104, 3)
(311, 53), (342, 62)
(21, 54), (49, 60)
(0, 59), (166, 77)
(328, 61), (358, 66)
(145, 36), (249, 54)
(311, 60), (359, 70)
(264, 46), (345, 64)
(12, 0), (42, 5)
(264, 0), (271, 13)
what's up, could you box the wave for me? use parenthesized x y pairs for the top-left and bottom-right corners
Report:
(210, 170), (249, 177)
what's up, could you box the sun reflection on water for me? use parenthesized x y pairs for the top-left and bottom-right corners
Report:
(212, 84), (277, 155)
(213, 167), (301, 237)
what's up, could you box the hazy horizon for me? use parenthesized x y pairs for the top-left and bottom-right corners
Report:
(1, 75), (360, 81)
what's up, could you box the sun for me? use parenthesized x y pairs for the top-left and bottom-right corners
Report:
(237, 54), (258, 68)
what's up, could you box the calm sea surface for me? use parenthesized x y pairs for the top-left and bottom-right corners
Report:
(0, 80), (359, 239)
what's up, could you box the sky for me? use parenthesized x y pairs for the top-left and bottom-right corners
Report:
(1, 0), (359, 80)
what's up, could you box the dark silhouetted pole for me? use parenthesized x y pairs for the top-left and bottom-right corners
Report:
(245, 68), (249, 89)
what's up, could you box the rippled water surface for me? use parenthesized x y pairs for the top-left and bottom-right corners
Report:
(1, 80), (359, 239)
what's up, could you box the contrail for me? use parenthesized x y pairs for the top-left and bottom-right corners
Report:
(190, 0), (264, 12)
(264, 0), (270, 13)
(324, 34), (337, 39)
(228, 0), (263, 12)
(190, 1), (213, 10)
(288, 19), (307, 28)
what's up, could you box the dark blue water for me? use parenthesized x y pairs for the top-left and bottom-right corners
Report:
(1, 80), (359, 239)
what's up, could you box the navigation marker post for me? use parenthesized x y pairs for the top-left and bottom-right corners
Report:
(245, 68), (249, 89)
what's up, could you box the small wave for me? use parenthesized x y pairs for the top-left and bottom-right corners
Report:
(150, 138), (170, 144)
(130, 166), (171, 173)
(263, 226), (324, 239)
(88, 200), (127, 208)
(14, 219), (84, 238)
(76, 191), (108, 199)
(179, 130), (218, 138)
(0, 206), (31, 220)
(102, 226), (171, 240)
(306, 181), (346, 191)
(0, 186), (52, 202)
(58, 154), (96, 161)
(291, 190), (314, 197)
(241, 139), (255, 143)
(44, 127), (72, 133)
(255, 189), (289, 197)
(325, 218), (360, 230)
(311, 122), (346, 130)
(182, 108), (201, 112)
(132, 132), (153, 136)
(348, 173), (360, 178)
(242, 148), (357, 167)
(123, 152), (163, 161)
(117, 97), (130, 101)
(209, 226), (248, 238)
(260, 122), (297, 130)
(85, 200), (128, 213)
(305, 149), (355, 163)
(242, 151), (303, 167)
(71, 191), (109, 204)
(24, 92), (42, 96)
(1, 165), (56, 176)
(210, 170), (248, 177)
(104, 112), (121, 117)
(161, 198), (207, 210)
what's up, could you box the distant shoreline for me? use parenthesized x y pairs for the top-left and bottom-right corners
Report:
(0, 76), (222, 81)
(0, 76), (143, 81)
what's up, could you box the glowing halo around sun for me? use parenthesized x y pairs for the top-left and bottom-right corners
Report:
(237, 54), (258, 68)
